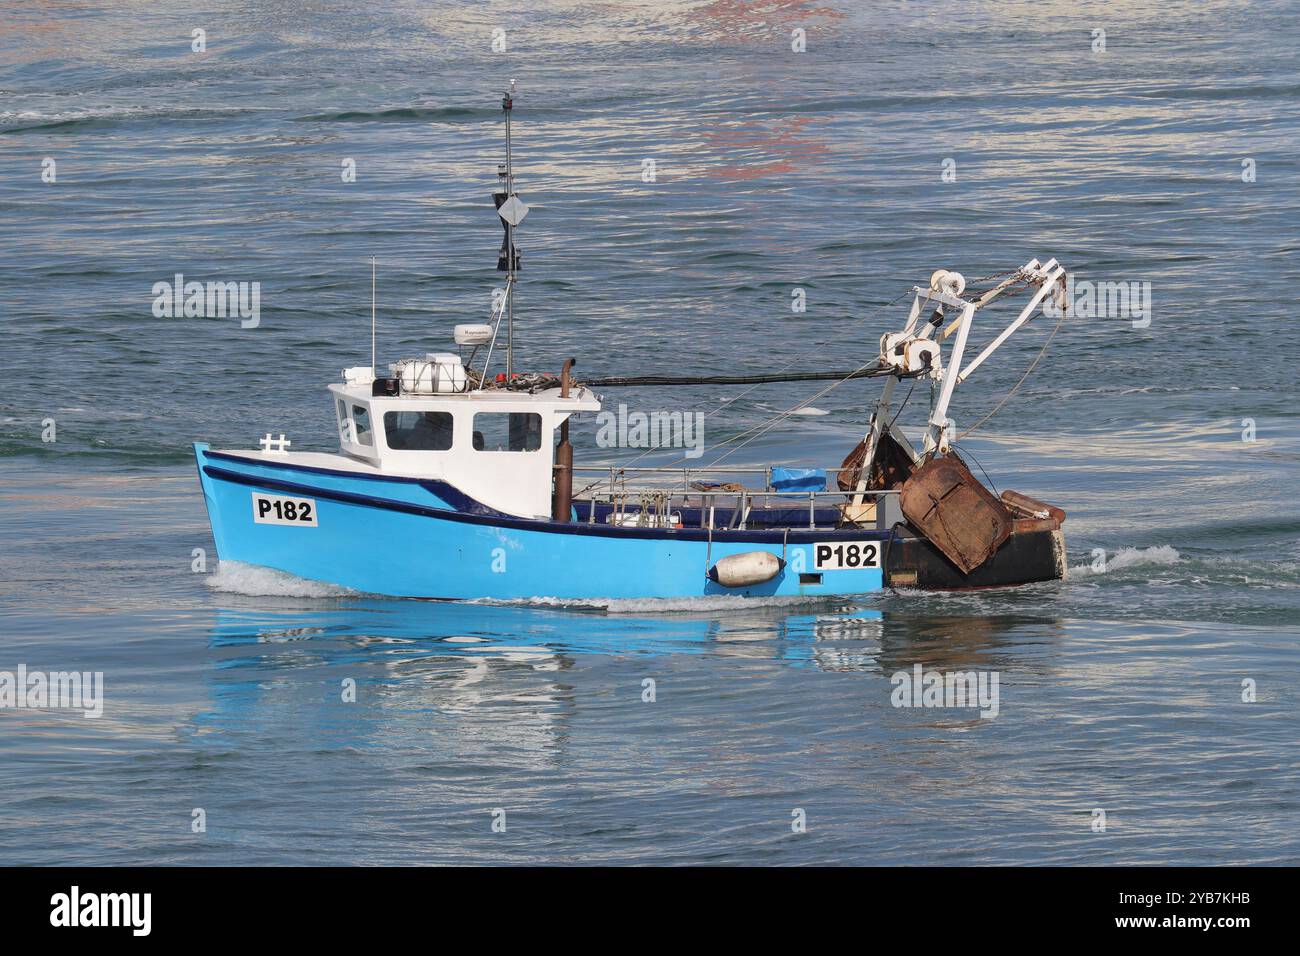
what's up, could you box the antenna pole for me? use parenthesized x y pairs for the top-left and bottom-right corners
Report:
(370, 256), (377, 375)
(503, 80), (515, 380)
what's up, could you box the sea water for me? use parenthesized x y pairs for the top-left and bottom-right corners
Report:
(1, 1), (1297, 864)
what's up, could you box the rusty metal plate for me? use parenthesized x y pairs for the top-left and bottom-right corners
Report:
(899, 454), (1012, 574)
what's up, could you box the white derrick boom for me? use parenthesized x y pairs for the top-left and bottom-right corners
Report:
(853, 257), (1066, 485)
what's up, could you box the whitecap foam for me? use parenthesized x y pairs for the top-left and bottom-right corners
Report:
(204, 560), (357, 598)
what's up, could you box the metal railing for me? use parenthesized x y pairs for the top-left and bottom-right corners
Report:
(572, 463), (852, 492)
(571, 469), (901, 532)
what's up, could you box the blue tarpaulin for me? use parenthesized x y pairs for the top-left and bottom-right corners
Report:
(770, 467), (827, 492)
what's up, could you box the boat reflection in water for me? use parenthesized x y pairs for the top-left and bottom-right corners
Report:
(198, 594), (1067, 759)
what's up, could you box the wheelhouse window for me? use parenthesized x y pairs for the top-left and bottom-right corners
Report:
(384, 411), (453, 451)
(351, 404), (373, 447)
(472, 412), (542, 452)
(337, 400), (352, 442)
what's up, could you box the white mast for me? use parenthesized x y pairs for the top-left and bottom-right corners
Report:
(483, 82), (527, 387)
(487, 82), (529, 384)
(500, 80), (520, 379)
(504, 83), (514, 378)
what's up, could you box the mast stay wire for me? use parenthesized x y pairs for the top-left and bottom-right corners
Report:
(954, 298), (1066, 442)
(572, 270), (1034, 496)
(690, 270), (1025, 470)
(697, 362), (879, 470)
(570, 290), (917, 499)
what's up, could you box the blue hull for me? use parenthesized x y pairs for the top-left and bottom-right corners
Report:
(194, 443), (887, 600)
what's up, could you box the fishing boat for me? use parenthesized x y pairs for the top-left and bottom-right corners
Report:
(194, 85), (1070, 601)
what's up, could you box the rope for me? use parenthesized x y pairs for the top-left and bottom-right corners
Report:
(949, 444), (1001, 498)
(954, 303), (1065, 442)
(582, 289), (914, 479)
(886, 380), (916, 432)
(698, 359), (878, 469)
(574, 270), (1052, 488)
(583, 368), (891, 387)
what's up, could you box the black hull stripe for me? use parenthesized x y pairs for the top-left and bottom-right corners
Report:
(201, 464), (890, 545)
(203, 449), (507, 516)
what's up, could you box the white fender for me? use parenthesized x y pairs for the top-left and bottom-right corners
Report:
(707, 551), (785, 588)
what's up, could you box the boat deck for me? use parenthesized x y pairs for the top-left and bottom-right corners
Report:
(571, 465), (901, 532)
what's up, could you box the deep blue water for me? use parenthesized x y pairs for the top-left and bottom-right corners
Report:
(1, 1), (1298, 864)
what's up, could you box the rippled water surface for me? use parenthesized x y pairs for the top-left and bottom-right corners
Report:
(1, 1), (1298, 864)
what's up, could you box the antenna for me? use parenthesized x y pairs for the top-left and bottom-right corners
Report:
(503, 80), (515, 379)
(370, 256), (377, 375)
(492, 79), (528, 381)
(488, 80), (527, 385)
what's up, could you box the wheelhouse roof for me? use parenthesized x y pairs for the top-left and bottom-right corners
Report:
(328, 382), (601, 411)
